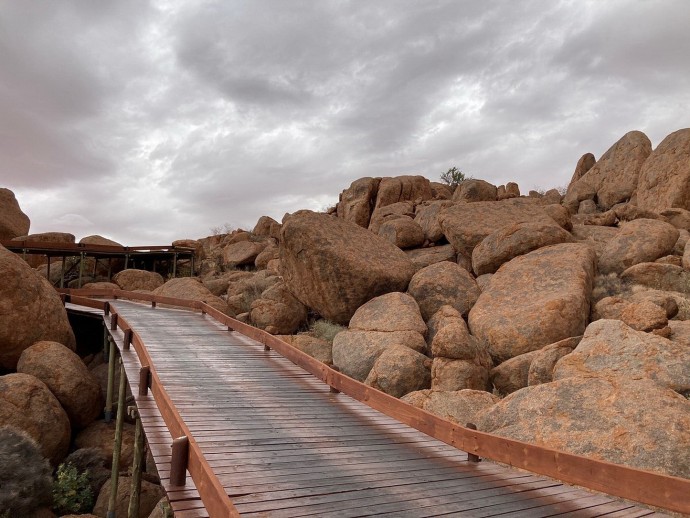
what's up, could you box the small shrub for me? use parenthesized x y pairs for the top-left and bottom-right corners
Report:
(0, 426), (53, 515)
(591, 273), (632, 303)
(439, 167), (466, 187)
(52, 463), (94, 515)
(210, 222), (235, 236)
(310, 319), (347, 344)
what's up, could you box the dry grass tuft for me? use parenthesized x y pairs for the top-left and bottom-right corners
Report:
(310, 319), (347, 344)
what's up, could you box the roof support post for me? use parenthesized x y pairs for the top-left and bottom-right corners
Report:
(60, 255), (66, 288)
(78, 251), (85, 288)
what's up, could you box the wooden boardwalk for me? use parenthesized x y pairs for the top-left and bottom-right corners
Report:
(100, 299), (665, 518)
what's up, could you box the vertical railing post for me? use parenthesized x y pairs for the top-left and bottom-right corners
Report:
(107, 360), (127, 518)
(46, 256), (51, 284)
(128, 407), (144, 518)
(138, 367), (150, 396)
(172, 253), (178, 278)
(170, 436), (189, 486)
(466, 423), (481, 463)
(104, 336), (116, 423)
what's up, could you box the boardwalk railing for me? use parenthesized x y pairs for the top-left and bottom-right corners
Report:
(61, 288), (690, 515)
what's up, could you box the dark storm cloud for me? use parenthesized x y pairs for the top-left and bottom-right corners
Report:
(1, 0), (689, 244)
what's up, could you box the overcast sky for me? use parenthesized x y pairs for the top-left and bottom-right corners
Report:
(1, 1), (689, 245)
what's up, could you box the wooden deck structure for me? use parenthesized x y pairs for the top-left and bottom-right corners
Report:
(62, 289), (688, 517)
(1, 239), (195, 287)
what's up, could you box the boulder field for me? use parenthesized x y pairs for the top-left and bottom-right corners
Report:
(2, 126), (690, 487)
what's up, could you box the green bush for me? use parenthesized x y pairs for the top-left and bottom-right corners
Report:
(0, 426), (53, 515)
(52, 462), (94, 515)
(439, 167), (466, 187)
(310, 319), (346, 344)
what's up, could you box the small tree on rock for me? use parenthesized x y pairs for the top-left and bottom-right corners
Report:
(440, 167), (466, 187)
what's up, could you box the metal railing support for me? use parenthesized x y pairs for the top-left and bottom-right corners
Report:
(107, 360), (127, 518)
(104, 336), (116, 423)
(128, 407), (144, 518)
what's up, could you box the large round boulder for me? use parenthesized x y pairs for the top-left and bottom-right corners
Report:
(0, 373), (71, 465)
(452, 179), (497, 202)
(364, 344), (431, 398)
(565, 130), (652, 210)
(153, 277), (233, 315)
(93, 476), (165, 518)
(407, 262), (480, 321)
(249, 282), (308, 335)
(332, 330), (426, 382)
(0, 245), (76, 370)
(112, 269), (164, 291)
(598, 218), (679, 274)
(336, 177), (380, 228)
(349, 292), (426, 335)
(637, 128), (690, 211)
(621, 262), (690, 294)
(472, 221), (573, 276)
(17, 341), (103, 429)
(75, 420), (136, 468)
(439, 198), (567, 256)
(373, 175), (433, 210)
(414, 200), (453, 243)
(0, 188), (30, 240)
(468, 243), (596, 363)
(553, 319), (690, 392)
(378, 217), (425, 249)
(477, 376), (690, 479)
(280, 211), (416, 324)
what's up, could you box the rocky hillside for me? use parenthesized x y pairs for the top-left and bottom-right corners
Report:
(1, 127), (689, 510)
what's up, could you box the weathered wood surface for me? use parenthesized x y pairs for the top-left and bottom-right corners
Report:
(102, 299), (664, 517)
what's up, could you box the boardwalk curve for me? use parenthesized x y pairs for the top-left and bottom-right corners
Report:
(63, 289), (686, 517)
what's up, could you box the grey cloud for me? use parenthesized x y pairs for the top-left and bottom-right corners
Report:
(2, 1), (690, 244)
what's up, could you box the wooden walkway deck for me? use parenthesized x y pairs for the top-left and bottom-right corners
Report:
(100, 299), (665, 518)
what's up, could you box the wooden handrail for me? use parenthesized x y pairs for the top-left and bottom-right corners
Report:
(61, 288), (690, 515)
